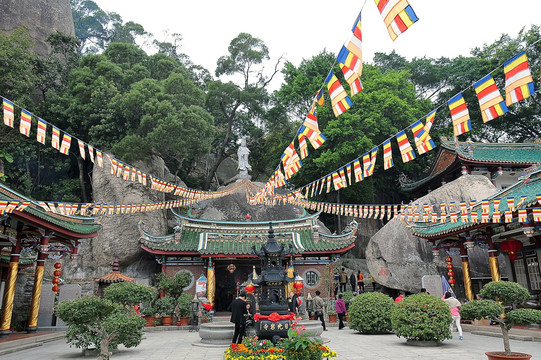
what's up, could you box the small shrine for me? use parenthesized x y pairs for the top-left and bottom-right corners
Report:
(252, 223), (295, 342)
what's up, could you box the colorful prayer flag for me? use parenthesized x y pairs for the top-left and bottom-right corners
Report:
(88, 145), (95, 163)
(374, 0), (419, 41)
(325, 71), (353, 117)
(396, 130), (416, 163)
(51, 126), (60, 150)
(78, 140), (86, 160)
(20, 109), (32, 136)
(353, 158), (363, 182)
(448, 93), (471, 137)
(382, 139), (394, 170)
(301, 109), (327, 149)
(337, 46), (363, 96)
(315, 89), (324, 106)
(504, 51), (535, 106)
(37, 118), (47, 145)
(332, 171), (343, 190)
(411, 110), (436, 155)
(96, 150), (103, 167)
(3, 99), (14, 127)
(297, 131), (309, 159)
(346, 12), (363, 60)
(60, 133), (72, 155)
(474, 74), (508, 123)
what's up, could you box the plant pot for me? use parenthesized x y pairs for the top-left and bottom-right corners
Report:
(485, 352), (532, 360)
(178, 316), (189, 326)
(309, 315), (315, 320)
(328, 314), (337, 323)
(144, 316), (156, 327)
(161, 315), (173, 326)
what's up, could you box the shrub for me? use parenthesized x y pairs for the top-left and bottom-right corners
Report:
(155, 296), (176, 316)
(156, 272), (191, 299)
(348, 292), (394, 334)
(460, 281), (541, 355)
(391, 293), (452, 342)
(341, 291), (354, 309)
(176, 293), (193, 317)
(104, 282), (156, 307)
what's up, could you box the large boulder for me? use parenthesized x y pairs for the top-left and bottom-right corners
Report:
(366, 175), (502, 294)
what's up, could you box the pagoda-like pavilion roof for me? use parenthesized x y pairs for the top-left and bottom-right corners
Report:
(139, 211), (357, 257)
(401, 140), (541, 191)
(0, 184), (101, 238)
(410, 168), (541, 240)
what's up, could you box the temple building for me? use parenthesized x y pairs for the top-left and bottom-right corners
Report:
(0, 183), (100, 336)
(139, 181), (358, 311)
(400, 139), (541, 197)
(411, 167), (541, 305)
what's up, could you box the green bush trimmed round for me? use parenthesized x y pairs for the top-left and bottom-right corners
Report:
(391, 293), (452, 342)
(348, 292), (394, 334)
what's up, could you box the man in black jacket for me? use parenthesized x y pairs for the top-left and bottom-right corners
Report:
(229, 290), (248, 344)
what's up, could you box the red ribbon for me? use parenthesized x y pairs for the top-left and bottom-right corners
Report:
(254, 312), (295, 322)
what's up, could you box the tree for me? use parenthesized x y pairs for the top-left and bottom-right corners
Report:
(203, 32), (282, 189)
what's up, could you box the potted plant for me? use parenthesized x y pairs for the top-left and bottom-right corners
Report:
(176, 293), (192, 326)
(327, 310), (337, 323)
(142, 307), (156, 327)
(349, 292), (394, 334)
(391, 293), (452, 345)
(460, 281), (541, 360)
(155, 296), (176, 326)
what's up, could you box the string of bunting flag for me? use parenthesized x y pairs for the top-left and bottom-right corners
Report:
(261, 0), (419, 197)
(1, 95), (245, 202)
(267, 46), (539, 202)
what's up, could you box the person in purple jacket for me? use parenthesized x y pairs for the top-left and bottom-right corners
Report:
(335, 293), (347, 330)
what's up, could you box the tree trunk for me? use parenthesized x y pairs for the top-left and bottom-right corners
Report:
(500, 322), (511, 355)
(99, 334), (112, 360)
(76, 156), (88, 202)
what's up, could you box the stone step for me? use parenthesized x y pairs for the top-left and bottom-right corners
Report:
(470, 330), (536, 342)
(0, 332), (64, 357)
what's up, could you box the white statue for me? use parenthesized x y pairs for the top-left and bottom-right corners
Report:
(237, 137), (252, 176)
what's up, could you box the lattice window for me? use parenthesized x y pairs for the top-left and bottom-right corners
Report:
(514, 259), (529, 289)
(304, 270), (320, 287)
(526, 257), (541, 291)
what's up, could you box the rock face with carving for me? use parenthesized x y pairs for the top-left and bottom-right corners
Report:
(366, 175), (507, 294)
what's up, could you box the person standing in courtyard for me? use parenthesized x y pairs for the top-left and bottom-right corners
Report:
(369, 273), (376, 291)
(229, 290), (247, 344)
(339, 268), (347, 293)
(335, 293), (347, 330)
(357, 271), (365, 293)
(349, 272), (357, 292)
(288, 291), (299, 315)
(314, 290), (327, 331)
(443, 291), (463, 340)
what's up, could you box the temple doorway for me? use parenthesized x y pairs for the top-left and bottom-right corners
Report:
(214, 260), (259, 311)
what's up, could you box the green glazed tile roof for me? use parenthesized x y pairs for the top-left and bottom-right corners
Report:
(140, 218), (357, 256)
(0, 184), (101, 235)
(411, 169), (541, 239)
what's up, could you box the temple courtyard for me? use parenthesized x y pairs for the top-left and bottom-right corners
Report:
(1, 326), (540, 360)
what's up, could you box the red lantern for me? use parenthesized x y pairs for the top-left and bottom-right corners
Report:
(446, 264), (454, 270)
(447, 271), (455, 278)
(53, 270), (62, 277)
(54, 262), (62, 269)
(52, 277), (60, 284)
(245, 283), (255, 294)
(448, 278), (456, 285)
(52, 285), (60, 294)
(445, 256), (452, 263)
(500, 238), (523, 262)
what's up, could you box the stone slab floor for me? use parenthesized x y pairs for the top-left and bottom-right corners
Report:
(3, 328), (540, 360)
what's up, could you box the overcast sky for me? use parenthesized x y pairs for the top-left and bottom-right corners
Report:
(92, 0), (540, 83)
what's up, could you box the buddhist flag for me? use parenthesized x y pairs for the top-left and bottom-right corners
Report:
(346, 163), (353, 185)
(88, 145), (95, 163)
(78, 140), (86, 160)
(382, 139), (394, 170)
(533, 208), (541, 222)
(396, 130), (416, 163)
(297, 131), (309, 159)
(20, 109), (32, 136)
(281, 143), (302, 179)
(315, 89), (324, 106)
(339, 167), (347, 187)
(411, 110), (436, 155)
(325, 71), (353, 117)
(346, 12), (363, 61)
(51, 126), (60, 150)
(504, 51), (535, 106)
(332, 171), (343, 190)
(353, 158), (363, 182)
(96, 150), (103, 167)
(37, 118), (47, 145)
(474, 74), (508, 123)
(507, 197), (515, 212)
(60, 133), (72, 155)
(3, 99), (14, 127)
(368, 147), (378, 176)
(362, 152), (371, 178)
(326, 175), (332, 193)
(448, 93), (471, 137)
(301, 109), (327, 149)
(337, 46), (363, 96)
(374, 0), (418, 41)
(493, 198), (501, 212)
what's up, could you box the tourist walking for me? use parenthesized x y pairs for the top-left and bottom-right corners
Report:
(339, 268), (347, 292)
(314, 290), (327, 331)
(349, 272), (356, 292)
(335, 293), (347, 330)
(229, 290), (247, 344)
(288, 291), (299, 315)
(443, 291), (463, 340)
(357, 271), (365, 293)
(369, 273), (376, 291)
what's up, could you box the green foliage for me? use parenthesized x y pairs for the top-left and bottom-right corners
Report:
(176, 293), (193, 317)
(460, 300), (504, 321)
(349, 292), (394, 334)
(340, 291), (354, 310)
(280, 326), (324, 360)
(480, 280), (531, 306)
(141, 307), (156, 317)
(391, 294), (452, 342)
(154, 296), (176, 316)
(56, 296), (146, 359)
(103, 281), (156, 307)
(156, 272), (191, 299)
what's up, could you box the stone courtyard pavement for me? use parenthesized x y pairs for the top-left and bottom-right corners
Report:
(1, 328), (540, 360)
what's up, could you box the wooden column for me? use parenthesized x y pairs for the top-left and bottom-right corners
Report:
(0, 222), (23, 337)
(459, 242), (474, 301)
(27, 230), (50, 332)
(206, 258), (215, 307)
(488, 236), (501, 282)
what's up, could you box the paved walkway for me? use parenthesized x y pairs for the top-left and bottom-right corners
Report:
(1, 327), (540, 360)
